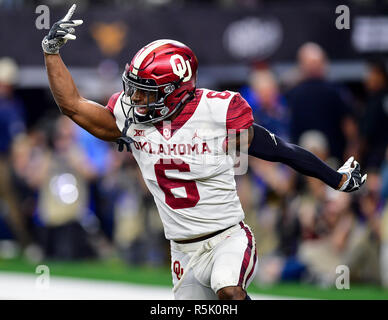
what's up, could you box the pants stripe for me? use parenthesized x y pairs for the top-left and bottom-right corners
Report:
(238, 222), (255, 288)
(245, 247), (257, 285)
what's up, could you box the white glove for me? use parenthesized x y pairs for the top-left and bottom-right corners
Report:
(337, 156), (367, 192)
(41, 4), (83, 54)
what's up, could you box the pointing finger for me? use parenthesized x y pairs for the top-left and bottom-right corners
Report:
(63, 4), (76, 21)
(59, 20), (83, 28)
(71, 19), (83, 26)
(343, 156), (354, 168)
(63, 33), (76, 40)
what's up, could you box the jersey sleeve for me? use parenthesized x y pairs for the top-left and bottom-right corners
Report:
(105, 91), (122, 114)
(226, 93), (254, 132)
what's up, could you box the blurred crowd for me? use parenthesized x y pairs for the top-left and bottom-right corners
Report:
(0, 41), (388, 289)
(1, 0), (386, 10)
(239, 42), (388, 288)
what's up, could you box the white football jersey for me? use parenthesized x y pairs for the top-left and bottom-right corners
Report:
(107, 88), (253, 240)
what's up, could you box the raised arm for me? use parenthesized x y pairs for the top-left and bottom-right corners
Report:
(246, 123), (367, 192)
(44, 53), (121, 141)
(42, 4), (121, 142)
(223, 92), (366, 192)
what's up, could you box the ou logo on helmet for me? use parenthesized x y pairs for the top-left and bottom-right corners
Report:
(170, 54), (192, 82)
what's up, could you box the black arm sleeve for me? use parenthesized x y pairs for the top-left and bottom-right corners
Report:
(247, 123), (342, 189)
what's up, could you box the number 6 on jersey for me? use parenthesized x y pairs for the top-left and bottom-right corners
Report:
(154, 160), (200, 210)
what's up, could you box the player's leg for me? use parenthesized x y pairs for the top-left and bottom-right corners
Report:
(217, 286), (247, 300)
(173, 272), (218, 300)
(211, 222), (258, 300)
(171, 243), (218, 300)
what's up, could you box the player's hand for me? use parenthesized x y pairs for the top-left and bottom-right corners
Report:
(116, 136), (135, 152)
(41, 4), (83, 54)
(337, 156), (367, 192)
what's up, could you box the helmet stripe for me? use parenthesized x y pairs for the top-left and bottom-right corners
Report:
(132, 39), (172, 75)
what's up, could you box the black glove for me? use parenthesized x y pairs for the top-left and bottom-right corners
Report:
(337, 156), (367, 192)
(116, 136), (134, 152)
(42, 4), (83, 54)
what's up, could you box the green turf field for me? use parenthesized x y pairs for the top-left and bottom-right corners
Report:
(1, 257), (387, 300)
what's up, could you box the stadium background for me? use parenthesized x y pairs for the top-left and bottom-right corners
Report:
(1, 0), (388, 299)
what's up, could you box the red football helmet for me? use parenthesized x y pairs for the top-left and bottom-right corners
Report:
(121, 39), (198, 124)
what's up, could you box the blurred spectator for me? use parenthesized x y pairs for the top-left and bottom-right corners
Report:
(295, 167), (382, 286)
(360, 60), (388, 169)
(381, 151), (388, 287)
(31, 116), (99, 260)
(246, 154), (295, 276)
(346, 170), (382, 284)
(98, 150), (167, 266)
(381, 147), (388, 201)
(241, 65), (294, 269)
(74, 125), (114, 239)
(241, 66), (290, 140)
(299, 130), (330, 162)
(290, 131), (333, 241)
(382, 203), (388, 288)
(296, 190), (363, 287)
(0, 57), (25, 156)
(285, 42), (358, 162)
(100, 153), (143, 262)
(9, 132), (46, 260)
(0, 57), (31, 249)
(254, 129), (370, 287)
(254, 131), (333, 286)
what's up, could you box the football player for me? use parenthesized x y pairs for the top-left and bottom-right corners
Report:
(42, 4), (367, 300)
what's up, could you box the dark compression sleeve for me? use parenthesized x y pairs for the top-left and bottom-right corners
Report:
(247, 123), (343, 190)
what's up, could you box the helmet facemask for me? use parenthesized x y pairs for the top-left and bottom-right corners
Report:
(120, 71), (178, 124)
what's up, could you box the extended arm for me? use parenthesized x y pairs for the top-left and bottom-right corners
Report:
(246, 123), (367, 192)
(42, 4), (121, 142)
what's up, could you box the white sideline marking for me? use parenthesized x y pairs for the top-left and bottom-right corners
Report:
(0, 271), (296, 300)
